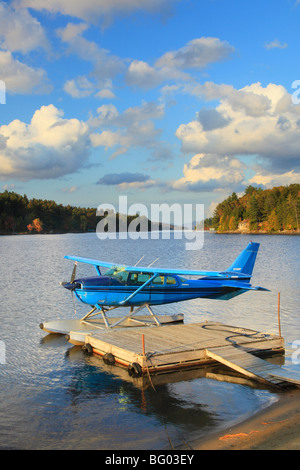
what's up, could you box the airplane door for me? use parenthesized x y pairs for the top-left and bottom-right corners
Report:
(128, 272), (151, 305)
(150, 275), (179, 304)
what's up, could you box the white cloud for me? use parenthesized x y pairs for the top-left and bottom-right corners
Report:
(89, 101), (170, 160)
(117, 179), (158, 190)
(126, 37), (235, 89)
(64, 77), (94, 98)
(56, 22), (98, 58)
(57, 22), (124, 95)
(94, 79), (116, 99)
(126, 60), (168, 89)
(0, 104), (90, 180)
(249, 170), (300, 188)
(156, 37), (235, 69)
(61, 185), (79, 193)
(96, 172), (159, 191)
(0, 3), (51, 95)
(0, 3), (49, 53)
(186, 81), (273, 117)
(126, 59), (189, 89)
(172, 82), (300, 192)
(171, 153), (245, 192)
(265, 39), (288, 50)
(95, 88), (116, 99)
(90, 129), (121, 150)
(90, 101), (165, 128)
(16, 0), (179, 23)
(57, 22), (89, 42)
(0, 50), (51, 94)
(177, 82), (300, 174)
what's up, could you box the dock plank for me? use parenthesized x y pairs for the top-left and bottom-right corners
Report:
(87, 322), (282, 356)
(268, 369), (300, 385)
(204, 346), (292, 386)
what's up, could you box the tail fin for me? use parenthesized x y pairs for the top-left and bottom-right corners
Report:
(225, 242), (259, 276)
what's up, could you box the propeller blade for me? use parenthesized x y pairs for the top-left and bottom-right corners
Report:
(71, 291), (77, 315)
(70, 261), (77, 283)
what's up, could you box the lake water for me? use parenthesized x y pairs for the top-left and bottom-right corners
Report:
(0, 232), (299, 449)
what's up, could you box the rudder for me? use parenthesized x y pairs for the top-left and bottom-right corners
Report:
(225, 242), (259, 276)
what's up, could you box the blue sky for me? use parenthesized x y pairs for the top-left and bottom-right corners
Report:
(0, 0), (300, 218)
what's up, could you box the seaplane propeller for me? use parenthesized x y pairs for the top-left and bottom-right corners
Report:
(60, 261), (79, 314)
(70, 261), (77, 284)
(60, 261), (80, 291)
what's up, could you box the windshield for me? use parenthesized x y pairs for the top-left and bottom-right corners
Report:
(104, 266), (128, 284)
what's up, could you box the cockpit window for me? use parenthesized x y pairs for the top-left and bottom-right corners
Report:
(105, 266), (129, 284)
(105, 266), (125, 276)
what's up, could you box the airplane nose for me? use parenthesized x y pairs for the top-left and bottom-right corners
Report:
(62, 282), (73, 290)
(60, 281), (81, 291)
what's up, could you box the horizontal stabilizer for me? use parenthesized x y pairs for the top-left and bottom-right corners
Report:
(222, 281), (270, 291)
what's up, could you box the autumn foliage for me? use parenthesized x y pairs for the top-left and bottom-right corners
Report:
(27, 218), (43, 233)
(205, 184), (300, 233)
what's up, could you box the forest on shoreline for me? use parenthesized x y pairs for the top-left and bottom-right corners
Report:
(0, 191), (163, 234)
(0, 191), (98, 234)
(0, 183), (299, 235)
(204, 184), (300, 234)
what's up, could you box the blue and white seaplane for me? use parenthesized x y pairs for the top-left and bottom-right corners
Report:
(40, 242), (268, 338)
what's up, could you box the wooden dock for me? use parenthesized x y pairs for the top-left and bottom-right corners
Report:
(78, 321), (300, 388)
(40, 313), (183, 336)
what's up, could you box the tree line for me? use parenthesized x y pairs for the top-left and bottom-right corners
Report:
(0, 191), (155, 234)
(0, 191), (101, 234)
(1, 184), (299, 235)
(204, 184), (300, 233)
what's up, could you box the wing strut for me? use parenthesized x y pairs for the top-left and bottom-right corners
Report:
(79, 273), (162, 329)
(120, 273), (157, 305)
(100, 274), (161, 328)
(103, 303), (161, 329)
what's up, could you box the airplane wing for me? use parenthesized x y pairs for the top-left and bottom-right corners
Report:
(65, 255), (116, 269)
(64, 255), (226, 278)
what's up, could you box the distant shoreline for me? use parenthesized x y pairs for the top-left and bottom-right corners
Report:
(1, 229), (300, 236)
(213, 230), (300, 235)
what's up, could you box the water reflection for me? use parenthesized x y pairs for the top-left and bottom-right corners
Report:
(63, 343), (279, 448)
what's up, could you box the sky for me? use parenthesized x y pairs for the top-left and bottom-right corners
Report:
(0, 0), (300, 219)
